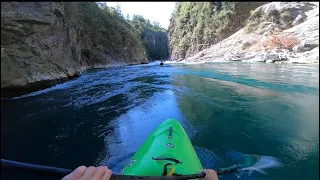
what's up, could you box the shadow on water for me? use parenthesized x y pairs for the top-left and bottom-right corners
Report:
(1, 65), (170, 179)
(1, 62), (319, 180)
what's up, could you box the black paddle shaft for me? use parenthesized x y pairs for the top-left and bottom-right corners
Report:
(1, 159), (206, 180)
(216, 167), (239, 175)
(1, 159), (72, 178)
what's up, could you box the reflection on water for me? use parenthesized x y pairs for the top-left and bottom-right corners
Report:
(1, 62), (318, 180)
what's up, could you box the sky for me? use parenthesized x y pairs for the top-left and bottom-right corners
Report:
(105, 2), (176, 29)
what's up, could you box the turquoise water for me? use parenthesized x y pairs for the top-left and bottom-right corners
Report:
(1, 62), (319, 179)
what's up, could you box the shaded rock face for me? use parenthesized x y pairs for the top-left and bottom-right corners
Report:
(1, 2), (148, 97)
(143, 29), (169, 60)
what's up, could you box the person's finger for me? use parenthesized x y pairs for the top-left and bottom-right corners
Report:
(79, 166), (97, 179)
(101, 168), (112, 180)
(90, 166), (107, 180)
(62, 166), (87, 180)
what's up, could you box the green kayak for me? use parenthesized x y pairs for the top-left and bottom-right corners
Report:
(123, 118), (203, 176)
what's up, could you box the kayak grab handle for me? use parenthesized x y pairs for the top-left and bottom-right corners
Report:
(1, 159), (205, 180)
(152, 157), (183, 164)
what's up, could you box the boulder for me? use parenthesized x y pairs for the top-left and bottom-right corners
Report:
(263, 53), (281, 62)
(292, 40), (319, 52)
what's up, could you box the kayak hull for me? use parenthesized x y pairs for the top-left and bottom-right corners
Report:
(123, 118), (203, 176)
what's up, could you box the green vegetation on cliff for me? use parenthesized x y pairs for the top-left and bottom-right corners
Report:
(168, 2), (266, 60)
(72, 2), (147, 65)
(99, 3), (169, 60)
(245, 7), (303, 33)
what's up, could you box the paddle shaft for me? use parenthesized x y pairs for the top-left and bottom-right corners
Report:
(1, 159), (207, 180)
(1, 159), (72, 178)
(216, 167), (239, 175)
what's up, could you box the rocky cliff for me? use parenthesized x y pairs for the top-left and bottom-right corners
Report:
(1, 2), (148, 97)
(143, 29), (169, 60)
(167, 2), (266, 61)
(181, 2), (319, 64)
(123, 14), (169, 60)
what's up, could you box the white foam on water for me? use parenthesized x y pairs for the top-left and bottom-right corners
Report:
(10, 80), (79, 100)
(240, 155), (283, 175)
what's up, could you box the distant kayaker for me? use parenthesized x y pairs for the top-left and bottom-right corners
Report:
(62, 166), (218, 180)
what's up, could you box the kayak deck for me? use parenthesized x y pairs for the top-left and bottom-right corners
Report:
(123, 118), (203, 176)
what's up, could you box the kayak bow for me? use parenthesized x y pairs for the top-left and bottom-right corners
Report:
(123, 118), (203, 176)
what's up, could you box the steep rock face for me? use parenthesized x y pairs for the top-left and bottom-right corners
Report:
(167, 2), (266, 61)
(123, 14), (169, 61)
(1, 2), (148, 97)
(143, 29), (169, 60)
(182, 2), (319, 64)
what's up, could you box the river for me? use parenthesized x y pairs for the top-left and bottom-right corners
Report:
(1, 62), (319, 180)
